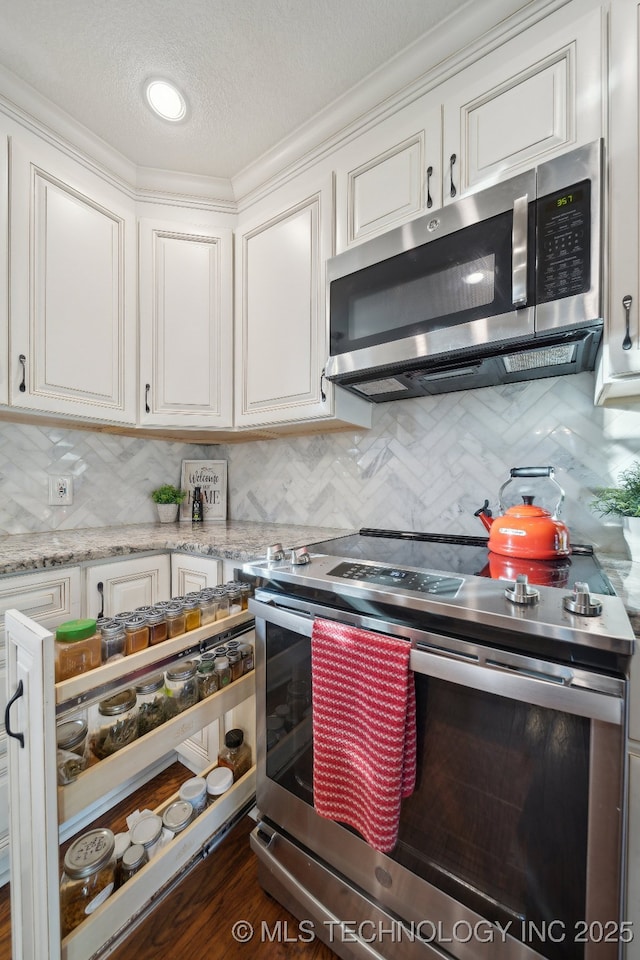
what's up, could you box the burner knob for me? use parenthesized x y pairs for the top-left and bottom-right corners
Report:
(505, 574), (540, 606)
(563, 581), (603, 617)
(266, 543), (285, 562)
(290, 546), (311, 565)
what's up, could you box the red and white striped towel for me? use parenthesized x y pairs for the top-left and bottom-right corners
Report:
(311, 617), (416, 854)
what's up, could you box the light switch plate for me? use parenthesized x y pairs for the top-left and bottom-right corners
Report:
(48, 475), (73, 505)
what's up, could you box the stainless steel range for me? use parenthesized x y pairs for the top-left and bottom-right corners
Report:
(244, 529), (635, 960)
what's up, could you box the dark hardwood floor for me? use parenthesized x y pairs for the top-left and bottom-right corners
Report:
(0, 762), (337, 960)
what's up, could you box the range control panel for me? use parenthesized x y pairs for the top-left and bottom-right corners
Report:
(328, 561), (463, 597)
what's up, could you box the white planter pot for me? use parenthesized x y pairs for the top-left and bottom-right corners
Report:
(622, 516), (640, 560)
(156, 503), (179, 523)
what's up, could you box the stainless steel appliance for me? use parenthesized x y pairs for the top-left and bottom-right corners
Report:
(245, 529), (634, 960)
(324, 141), (603, 400)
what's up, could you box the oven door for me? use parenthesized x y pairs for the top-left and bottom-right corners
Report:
(251, 591), (628, 960)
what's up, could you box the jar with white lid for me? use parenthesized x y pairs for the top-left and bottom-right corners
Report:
(206, 766), (233, 805)
(129, 813), (163, 859)
(214, 656), (231, 689)
(91, 688), (138, 760)
(60, 828), (116, 936)
(179, 776), (207, 815)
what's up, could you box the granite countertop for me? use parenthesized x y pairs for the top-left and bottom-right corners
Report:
(0, 521), (354, 577)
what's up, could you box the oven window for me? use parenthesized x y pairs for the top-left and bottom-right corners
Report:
(264, 624), (590, 960)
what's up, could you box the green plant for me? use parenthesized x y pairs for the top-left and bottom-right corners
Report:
(591, 462), (640, 517)
(151, 484), (186, 505)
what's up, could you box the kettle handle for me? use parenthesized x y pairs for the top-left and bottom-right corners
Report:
(499, 466), (565, 516)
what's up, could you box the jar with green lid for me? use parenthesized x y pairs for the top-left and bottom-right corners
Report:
(54, 619), (101, 682)
(165, 603), (186, 638)
(90, 689), (138, 759)
(164, 660), (198, 716)
(56, 715), (88, 785)
(183, 595), (201, 632)
(196, 658), (219, 699)
(146, 608), (168, 645)
(60, 828), (116, 936)
(135, 674), (167, 735)
(123, 615), (150, 655)
(99, 620), (126, 663)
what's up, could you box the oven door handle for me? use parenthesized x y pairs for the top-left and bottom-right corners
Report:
(410, 646), (623, 725)
(251, 597), (624, 725)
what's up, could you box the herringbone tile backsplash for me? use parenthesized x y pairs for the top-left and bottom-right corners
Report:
(1, 371), (639, 554)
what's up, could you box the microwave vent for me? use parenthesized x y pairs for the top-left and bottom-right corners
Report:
(502, 343), (577, 373)
(352, 377), (409, 397)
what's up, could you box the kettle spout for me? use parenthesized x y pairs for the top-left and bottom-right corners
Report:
(474, 499), (493, 532)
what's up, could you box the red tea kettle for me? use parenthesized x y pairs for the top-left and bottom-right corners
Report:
(474, 466), (571, 560)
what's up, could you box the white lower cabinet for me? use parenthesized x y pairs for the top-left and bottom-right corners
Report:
(627, 752), (640, 959)
(0, 565), (81, 885)
(5, 607), (256, 960)
(83, 554), (171, 620)
(170, 553), (221, 595)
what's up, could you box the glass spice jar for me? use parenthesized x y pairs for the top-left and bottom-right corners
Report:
(135, 674), (167, 735)
(60, 828), (116, 936)
(118, 843), (147, 884)
(165, 661), (198, 715)
(183, 595), (201, 632)
(54, 619), (102, 682)
(196, 659), (219, 699)
(239, 582), (252, 610)
(99, 620), (126, 663)
(164, 603), (186, 638)
(228, 651), (243, 682)
(91, 689), (139, 759)
(56, 715), (89, 785)
(113, 611), (134, 624)
(217, 728), (252, 782)
(198, 591), (218, 625)
(124, 615), (150, 655)
(238, 642), (254, 674)
(213, 589), (230, 620)
(146, 608), (168, 645)
(225, 585), (242, 616)
(214, 656), (231, 689)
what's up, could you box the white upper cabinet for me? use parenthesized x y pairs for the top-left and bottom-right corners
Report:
(334, 101), (441, 253)
(138, 218), (233, 428)
(596, 0), (640, 403)
(441, 4), (604, 201)
(235, 174), (371, 429)
(8, 133), (137, 423)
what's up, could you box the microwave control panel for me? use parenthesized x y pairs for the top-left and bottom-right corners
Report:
(536, 179), (591, 303)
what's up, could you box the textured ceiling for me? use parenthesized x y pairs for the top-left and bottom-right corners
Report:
(0, 0), (474, 181)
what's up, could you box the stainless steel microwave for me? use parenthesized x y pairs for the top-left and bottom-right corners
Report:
(324, 140), (604, 401)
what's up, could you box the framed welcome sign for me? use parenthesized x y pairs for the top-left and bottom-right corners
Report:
(179, 460), (227, 522)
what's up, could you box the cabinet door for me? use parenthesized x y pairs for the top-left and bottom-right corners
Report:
(170, 553), (221, 595)
(139, 219), (233, 427)
(84, 554), (170, 619)
(627, 752), (640, 960)
(9, 134), (136, 423)
(235, 176), (370, 430)
(596, 0), (640, 402)
(442, 5), (604, 201)
(334, 100), (441, 252)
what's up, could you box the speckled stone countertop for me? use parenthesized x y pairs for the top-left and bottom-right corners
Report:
(0, 521), (354, 577)
(597, 554), (640, 637)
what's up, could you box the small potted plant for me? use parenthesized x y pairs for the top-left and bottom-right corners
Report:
(151, 484), (186, 523)
(591, 461), (640, 558)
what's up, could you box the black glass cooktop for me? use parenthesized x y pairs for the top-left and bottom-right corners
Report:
(307, 528), (615, 595)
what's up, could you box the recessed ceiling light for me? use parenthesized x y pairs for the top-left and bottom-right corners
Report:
(144, 79), (188, 122)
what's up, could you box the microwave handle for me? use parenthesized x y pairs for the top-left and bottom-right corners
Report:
(512, 194), (529, 308)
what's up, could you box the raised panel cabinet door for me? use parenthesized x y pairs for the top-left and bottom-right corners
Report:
(170, 553), (221, 595)
(0, 566), (81, 645)
(84, 554), (170, 619)
(595, 0), (640, 401)
(442, 5), (604, 200)
(9, 135), (136, 423)
(139, 220), (233, 427)
(235, 178), (334, 427)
